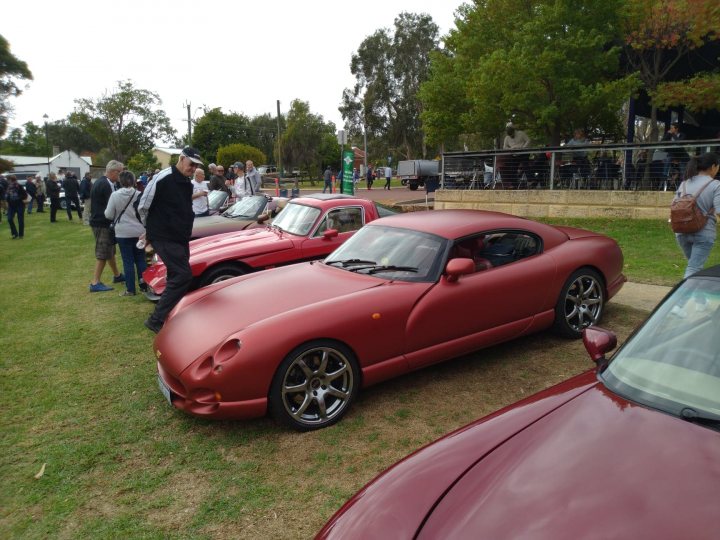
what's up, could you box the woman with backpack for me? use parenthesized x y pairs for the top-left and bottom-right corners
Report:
(5, 175), (27, 239)
(104, 170), (147, 297)
(673, 152), (720, 280)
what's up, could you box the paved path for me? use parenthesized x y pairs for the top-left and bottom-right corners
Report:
(612, 282), (671, 311)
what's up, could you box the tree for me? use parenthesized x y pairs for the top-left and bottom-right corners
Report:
(126, 151), (161, 176)
(341, 12), (440, 159)
(280, 100), (336, 177)
(421, 0), (638, 147)
(622, 0), (720, 139)
(0, 34), (32, 138)
(216, 143), (266, 169)
(70, 80), (175, 162)
(191, 108), (252, 163)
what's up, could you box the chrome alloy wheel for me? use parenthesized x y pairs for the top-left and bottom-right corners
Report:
(564, 273), (604, 332)
(280, 346), (355, 427)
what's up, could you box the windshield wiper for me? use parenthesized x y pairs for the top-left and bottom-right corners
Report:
(364, 265), (418, 274)
(680, 407), (720, 429)
(326, 258), (377, 267)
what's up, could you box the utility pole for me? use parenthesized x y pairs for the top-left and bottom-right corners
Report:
(276, 100), (282, 177)
(184, 101), (192, 145)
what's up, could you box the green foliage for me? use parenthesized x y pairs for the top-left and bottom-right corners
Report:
(192, 109), (282, 168)
(70, 80), (176, 162)
(280, 100), (337, 176)
(622, 0), (720, 136)
(191, 108), (252, 164)
(421, 0), (638, 147)
(216, 143), (266, 169)
(0, 34), (33, 138)
(341, 12), (440, 159)
(126, 151), (161, 175)
(0, 120), (102, 158)
(653, 73), (720, 113)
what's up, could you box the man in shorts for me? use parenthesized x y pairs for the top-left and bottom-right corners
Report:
(88, 160), (124, 292)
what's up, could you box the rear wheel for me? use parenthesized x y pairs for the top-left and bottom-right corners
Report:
(552, 268), (604, 338)
(269, 340), (359, 431)
(198, 263), (246, 287)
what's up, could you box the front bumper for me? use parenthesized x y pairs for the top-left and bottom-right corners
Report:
(156, 362), (268, 420)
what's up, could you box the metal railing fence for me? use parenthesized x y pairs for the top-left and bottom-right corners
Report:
(440, 140), (720, 192)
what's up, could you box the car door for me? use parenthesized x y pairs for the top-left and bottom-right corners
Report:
(301, 206), (365, 259)
(404, 231), (556, 369)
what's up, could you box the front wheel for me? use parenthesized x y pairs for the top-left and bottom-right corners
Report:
(59, 198), (67, 210)
(198, 263), (246, 287)
(552, 268), (605, 338)
(269, 340), (359, 431)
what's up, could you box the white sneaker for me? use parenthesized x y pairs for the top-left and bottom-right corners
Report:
(670, 306), (688, 318)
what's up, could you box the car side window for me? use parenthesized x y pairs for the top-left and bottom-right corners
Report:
(314, 207), (364, 236)
(450, 231), (541, 272)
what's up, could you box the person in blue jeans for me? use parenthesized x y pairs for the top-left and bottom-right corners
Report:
(104, 170), (147, 296)
(671, 152), (720, 317)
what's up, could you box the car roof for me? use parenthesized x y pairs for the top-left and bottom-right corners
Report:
(690, 265), (720, 279)
(369, 209), (563, 240)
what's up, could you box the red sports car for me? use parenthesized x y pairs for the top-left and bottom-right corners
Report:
(153, 210), (625, 431)
(143, 194), (392, 300)
(317, 266), (720, 539)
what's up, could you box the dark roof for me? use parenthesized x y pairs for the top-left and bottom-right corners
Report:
(690, 265), (720, 279)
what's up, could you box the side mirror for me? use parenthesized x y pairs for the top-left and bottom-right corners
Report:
(445, 258), (475, 283)
(323, 229), (339, 239)
(582, 327), (617, 372)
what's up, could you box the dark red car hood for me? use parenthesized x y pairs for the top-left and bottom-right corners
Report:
(319, 374), (720, 539)
(419, 383), (720, 539)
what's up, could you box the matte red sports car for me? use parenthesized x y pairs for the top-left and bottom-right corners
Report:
(317, 266), (720, 539)
(143, 194), (392, 300)
(154, 210), (624, 430)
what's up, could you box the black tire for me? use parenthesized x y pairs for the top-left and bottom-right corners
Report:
(552, 268), (605, 338)
(269, 340), (360, 431)
(198, 263), (246, 287)
(409, 183), (419, 191)
(59, 198), (67, 210)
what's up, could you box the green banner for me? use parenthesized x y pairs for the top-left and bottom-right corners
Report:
(342, 150), (354, 195)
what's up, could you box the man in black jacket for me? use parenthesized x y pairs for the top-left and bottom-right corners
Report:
(79, 172), (93, 225)
(88, 161), (124, 292)
(63, 171), (83, 220)
(138, 147), (204, 333)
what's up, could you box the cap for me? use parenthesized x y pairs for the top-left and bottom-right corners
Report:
(233, 162), (245, 169)
(181, 146), (204, 165)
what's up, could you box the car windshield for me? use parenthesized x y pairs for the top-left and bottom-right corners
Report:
(325, 225), (447, 282)
(602, 276), (720, 421)
(208, 190), (228, 211)
(222, 195), (267, 218)
(270, 202), (321, 236)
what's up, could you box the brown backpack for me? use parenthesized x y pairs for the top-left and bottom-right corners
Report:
(669, 179), (715, 234)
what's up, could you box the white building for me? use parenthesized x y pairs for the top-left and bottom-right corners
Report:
(2, 150), (92, 178)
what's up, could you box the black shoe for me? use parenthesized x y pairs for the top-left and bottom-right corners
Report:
(139, 281), (148, 293)
(144, 317), (163, 334)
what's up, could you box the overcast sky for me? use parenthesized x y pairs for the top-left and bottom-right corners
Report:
(5, 0), (461, 142)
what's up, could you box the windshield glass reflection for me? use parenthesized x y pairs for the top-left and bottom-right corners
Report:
(603, 277), (720, 418)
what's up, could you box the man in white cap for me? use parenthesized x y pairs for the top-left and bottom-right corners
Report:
(138, 146), (204, 333)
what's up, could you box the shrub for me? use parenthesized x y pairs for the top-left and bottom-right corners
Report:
(216, 143), (266, 169)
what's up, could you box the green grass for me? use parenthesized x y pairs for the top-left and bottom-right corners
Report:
(0, 211), (704, 538)
(537, 217), (720, 285)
